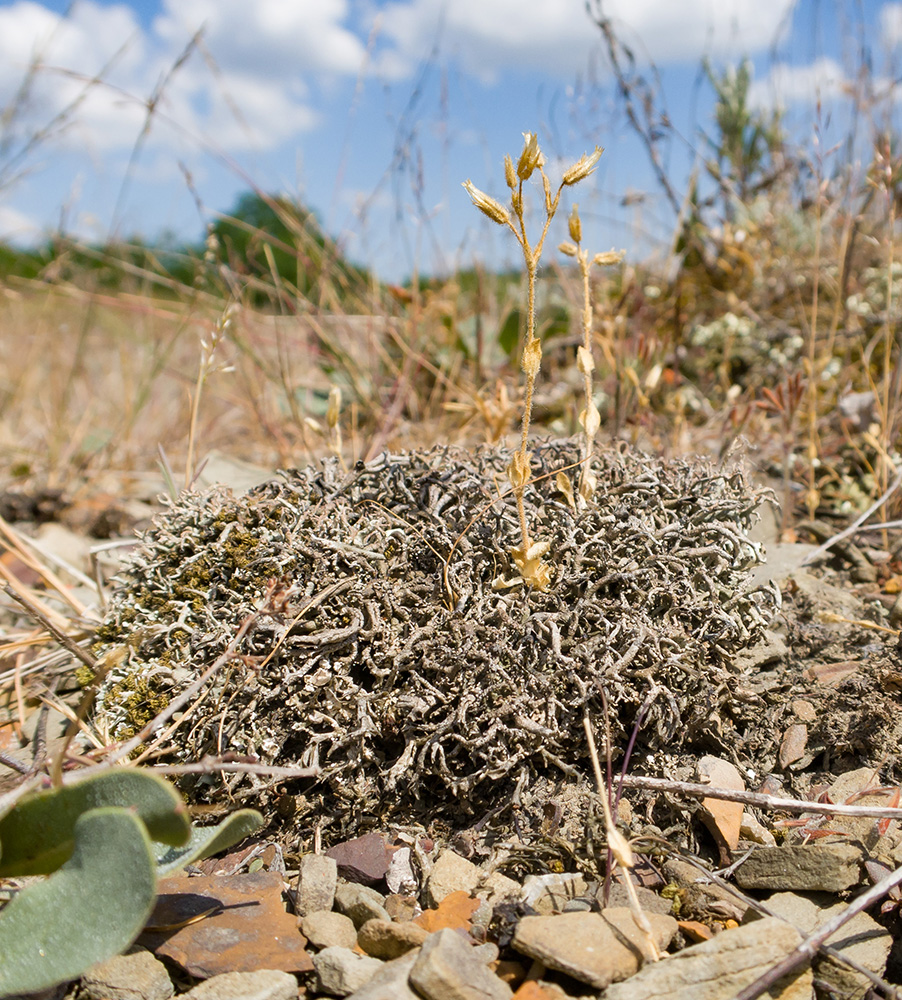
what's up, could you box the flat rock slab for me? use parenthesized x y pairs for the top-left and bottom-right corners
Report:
(755, 891), (892, 999)
(733, 844), (864, 892)
(604, 917), (812, 1000)
(140, 872), (312, 978)
(512, 908), (678, 989)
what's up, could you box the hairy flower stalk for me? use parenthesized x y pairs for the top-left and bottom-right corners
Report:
(560, 206), (624, 502)
(463, 135), (604, 589)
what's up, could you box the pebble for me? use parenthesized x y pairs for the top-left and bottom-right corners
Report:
(180, 970), (298, 1000)
(312, 946), (384, 997)
(334, 882), (392, 928)
(408, 927), (513, 1000)
(344, 949), (422, 1000)
(301, 911), (359, 950)
(519, 873), (589, 914)
(426, 849), (481, 907)
(357, 918), (429, 959)
(327, 833), (396, 887)
(297, 853), (339, 916)
(80, 949), (173, 1000)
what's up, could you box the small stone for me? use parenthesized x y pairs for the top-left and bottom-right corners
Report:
(778, 724), (808, 770)
(520, 873), (589, 915)
(740, 812), (776, 846)
(604, 917), (811, 1000)
(313, 946), (384, 997)
(81, 949), (174, 1000)
(327, 833), (395, 886)
(662, 858), (748, 923)
(386, 847), (417, 895)
(698, 755), (745, 858)
(343, 949), (421, 1000)
(384, 893), (419, 922)
(512, 908), (678, 989)
(301, 910), (358, 950)
(296, 853), (338, 916)
(733, 844), (864, 892)
(476, 871), (520, 905)
(791, 699), (817, 723)
(599, 881), (674, 915)
(180, 970), (298, 1000)
(426, 849), (481, 907)
(678, 919), (714, 942)
(334, 882), (391, 928)
(357, 918), (429, 959)
(509, 984), (560, 1000)
(409, 927), (513, 1000)
(826, 768), (896, 850)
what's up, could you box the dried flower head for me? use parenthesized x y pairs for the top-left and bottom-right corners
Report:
(569, 204), (582, 244)
(562, 146), (603, 186)
(504, 154), (517, 189)
(521, 337), (542, 378)
(326, 386), (342, 429)
(558, 242), (578, 257)
(517, 132), (544, 181)
(462, 180), (510, 226)
(593, 249), (626, 266)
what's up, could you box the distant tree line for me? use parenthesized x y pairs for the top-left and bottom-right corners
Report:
(0, 191), (372, 310)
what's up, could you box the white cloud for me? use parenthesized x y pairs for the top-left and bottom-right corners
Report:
(0, 203), (41, 243)
(153, 0), (368, 78)
(749, 57), (850, 109)
(375, 0), (794, 81)
(880, 3), (902, 47)
(0, 0), (367, 158)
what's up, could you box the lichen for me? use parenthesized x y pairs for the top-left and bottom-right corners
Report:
(92, 441), (778, 840)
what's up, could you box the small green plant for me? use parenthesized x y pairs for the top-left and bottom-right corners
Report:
(463, 133), (603, 589)
(0, 768), (262, 996)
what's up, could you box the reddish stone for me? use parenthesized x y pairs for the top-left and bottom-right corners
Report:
(140, 871), (313, 978)
(413, 890), (479, 933)
(326, 831), (395, 886)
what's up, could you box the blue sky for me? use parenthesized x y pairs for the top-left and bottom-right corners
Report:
(0, 0), (898, 282)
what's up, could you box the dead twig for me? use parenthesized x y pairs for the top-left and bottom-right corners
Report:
(620, 773), (902, 820)
(3, 583), (96, 671)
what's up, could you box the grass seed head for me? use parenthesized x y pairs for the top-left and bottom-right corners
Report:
(462, 180), (510, 225)
(569, 203), (582, 243)
(517, 131), (544, 181)
(504, 154), (517, 189)
(562, 146), (604, 186)
(594, 249), (625, 266)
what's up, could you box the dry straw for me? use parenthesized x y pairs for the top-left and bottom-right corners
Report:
(463, 134), (620, 588)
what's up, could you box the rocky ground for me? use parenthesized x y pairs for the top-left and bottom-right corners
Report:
(1, 447), (902, 1000)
